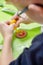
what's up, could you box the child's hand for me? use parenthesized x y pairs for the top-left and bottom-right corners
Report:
(0, 22), (15, 38)
(28, 4), (43, 24)
(0, 13), (29, 38)
(0, 12), (31, 37)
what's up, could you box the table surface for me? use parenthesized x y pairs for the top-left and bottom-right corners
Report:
(0, 2), (41, 59)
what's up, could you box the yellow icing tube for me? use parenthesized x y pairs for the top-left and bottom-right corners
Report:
(10, 19), (17, 29)
(10, 19), (17, 24)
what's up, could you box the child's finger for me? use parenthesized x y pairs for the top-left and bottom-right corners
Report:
(10, 23), (15, 30)
(15, 17), (23, 27)
(5, 20), (10, 25)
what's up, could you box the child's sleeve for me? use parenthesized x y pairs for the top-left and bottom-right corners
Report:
(9, 33), (43, 65)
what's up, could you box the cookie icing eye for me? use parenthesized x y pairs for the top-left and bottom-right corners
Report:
(15, 30), (27, 38)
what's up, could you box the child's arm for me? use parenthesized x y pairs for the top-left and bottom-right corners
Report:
(0, 15), (27, 65)
(0, 22), (15, 65)
(0, 35), (13, 65)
